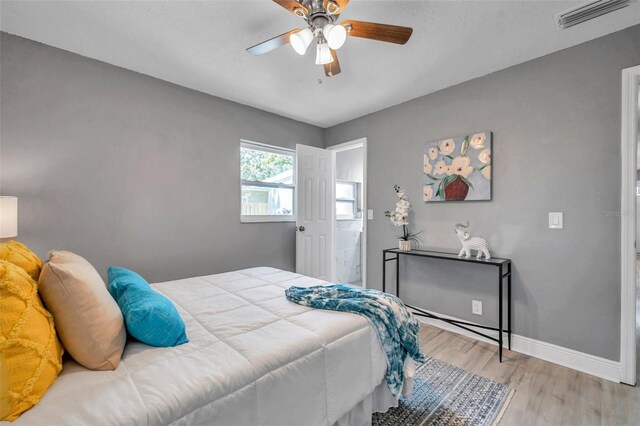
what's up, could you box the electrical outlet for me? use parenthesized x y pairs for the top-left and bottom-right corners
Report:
(472, 300), (483, 316)
(367, 209), (374, 220)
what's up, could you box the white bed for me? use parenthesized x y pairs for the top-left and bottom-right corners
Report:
(12, 267), (398, 425)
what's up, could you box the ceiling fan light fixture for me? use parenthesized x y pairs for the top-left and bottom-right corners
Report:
(290, 28), (314, 55)
(315, 42), (334, 65)
(323, 24), (347, 50)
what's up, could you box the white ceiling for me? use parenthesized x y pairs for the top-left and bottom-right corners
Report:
(1, 1), (639, 128)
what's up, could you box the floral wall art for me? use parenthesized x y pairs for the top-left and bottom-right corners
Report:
(423, 132), (492, 202)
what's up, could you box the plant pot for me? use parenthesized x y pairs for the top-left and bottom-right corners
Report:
(399, 240), (412, 252)
(444, 176), (470, 201)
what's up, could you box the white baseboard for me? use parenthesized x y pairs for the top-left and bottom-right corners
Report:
(417, 309), (621, 383)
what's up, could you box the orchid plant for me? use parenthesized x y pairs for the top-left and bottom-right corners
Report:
(385, 185), (423, 246)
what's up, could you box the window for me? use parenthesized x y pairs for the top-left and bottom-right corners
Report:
(336, 180), (361, 220)
(240, 141), (295, 222)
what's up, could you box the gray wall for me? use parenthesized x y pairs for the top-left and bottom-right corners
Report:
(336, 147), (364, 182)
(324, 25), (640, 361)
(0, 33), (324, 283)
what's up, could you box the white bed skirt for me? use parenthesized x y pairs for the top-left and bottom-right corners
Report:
(334, 357), (417, 426)
(333, 380), (398, 426)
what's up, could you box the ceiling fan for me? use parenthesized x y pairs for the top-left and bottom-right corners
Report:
(246, 0), (413, 77)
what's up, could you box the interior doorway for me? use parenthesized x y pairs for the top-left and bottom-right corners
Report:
(329, 138), (367, 288)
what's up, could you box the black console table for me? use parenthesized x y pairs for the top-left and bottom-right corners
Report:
(382, 248), (512, 362)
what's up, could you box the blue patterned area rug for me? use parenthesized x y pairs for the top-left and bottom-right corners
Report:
(373, 357), (513, 426)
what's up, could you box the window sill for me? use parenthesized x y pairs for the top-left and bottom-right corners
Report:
(337, 216), (363, 221)
(241, 216), (296, 223)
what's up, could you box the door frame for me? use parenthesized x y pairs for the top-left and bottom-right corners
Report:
(328, 138), (368, 287)
(620, 65), (640, 385)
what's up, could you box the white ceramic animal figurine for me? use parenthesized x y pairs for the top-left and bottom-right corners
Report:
(454, 222), (491, 259)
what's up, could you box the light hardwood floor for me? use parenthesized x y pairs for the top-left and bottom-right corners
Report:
(418, 324), (639, 425)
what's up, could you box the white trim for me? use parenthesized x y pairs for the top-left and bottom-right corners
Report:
(417, 310), (621, 383)
(240, 215), (295, 223)
(329, 139), (365, 153)
(331, 149), (337, 283)
(328, 138), (367, 287)
(240, 139), (295, 153)
(620, 65), (640, 385)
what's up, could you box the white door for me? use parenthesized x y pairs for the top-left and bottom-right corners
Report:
(296, 144), (335, 281)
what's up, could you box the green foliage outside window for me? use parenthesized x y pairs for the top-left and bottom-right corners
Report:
(240, 147), (293, 182)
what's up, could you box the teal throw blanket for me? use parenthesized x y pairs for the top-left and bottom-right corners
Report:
(285, 284), (426, 397)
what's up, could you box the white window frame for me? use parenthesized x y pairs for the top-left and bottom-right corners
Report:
(240, 140), (296, 223)
(336, 180), (360, 220)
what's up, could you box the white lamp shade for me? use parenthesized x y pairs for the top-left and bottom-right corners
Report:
(323, 24), (347, 50)
(0, 196), (18, 238)
(290, 28), (314, 55)
(315, 43), (334, 65)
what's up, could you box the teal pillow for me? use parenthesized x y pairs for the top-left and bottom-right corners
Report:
(107, 266), (188, 347)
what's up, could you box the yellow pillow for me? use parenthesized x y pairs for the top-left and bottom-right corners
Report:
(0, 241), (43, 281)
(0, 260), (63, 421)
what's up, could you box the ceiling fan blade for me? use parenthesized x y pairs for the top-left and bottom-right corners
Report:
(324, 0), (350, 15)
(273, 0), (309, 16)
(323, 50), (341, 77)
(341, 20), (413, 45)
(246, 29), (301, 56)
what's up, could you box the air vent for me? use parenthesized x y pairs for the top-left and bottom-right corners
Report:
(556, 0), (634, 30)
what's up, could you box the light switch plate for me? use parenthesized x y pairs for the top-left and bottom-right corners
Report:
(549, 212), (563, 229)
(367, 209), (374, 220)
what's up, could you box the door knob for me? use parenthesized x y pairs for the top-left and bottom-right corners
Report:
(297, 226), (305, 232)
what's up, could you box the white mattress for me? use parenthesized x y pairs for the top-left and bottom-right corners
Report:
(11, 267), (388, 425)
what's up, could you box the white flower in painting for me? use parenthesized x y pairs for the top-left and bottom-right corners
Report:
(423, 185), (433, 201)
(439, 139), (455, 155)
(423, 155), (433, 174)
(478, 149), (491, 164)
(446, 156), (473, 178)
(428, 147), (438, 160)
(434, 160), (447, 175)
(482, 165), (491, 180)
(470, 133), (486, 150)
